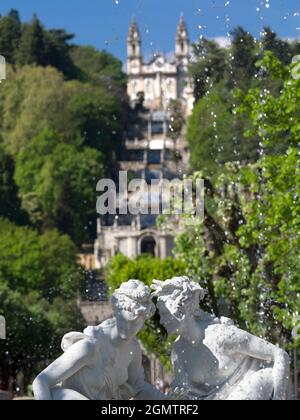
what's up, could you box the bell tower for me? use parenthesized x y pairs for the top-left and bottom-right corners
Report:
(175, 15), (190, 65)
(175, 15), (193, 112)
(127, 18), (142, 75)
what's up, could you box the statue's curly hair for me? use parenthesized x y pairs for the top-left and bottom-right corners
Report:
(152, 277), (207, 319)
(111, 280), (156, 320)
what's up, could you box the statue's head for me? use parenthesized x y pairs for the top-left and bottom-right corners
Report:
(152, 277), (207, 335)
(111, 280), (155, 340)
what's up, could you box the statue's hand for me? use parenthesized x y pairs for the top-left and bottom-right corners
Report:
(165, 387), (188, 400)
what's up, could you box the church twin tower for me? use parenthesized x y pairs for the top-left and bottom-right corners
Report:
(127, 17), (194, 115)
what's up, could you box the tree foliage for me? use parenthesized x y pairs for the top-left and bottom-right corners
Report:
(70, 45), (127, 88)
(105, 254), (186, 292)
(0, 15), (127, 244)
(0, 284), (84, 391)
(187, 83), (259, 175)
(0, 9), (21, 64)
(190, 39), (228, 101)
(0, 146), (24, 223)
(0, 218), (85, 389)
(14, 128), (105, 244)
(0, 218), (84, 300)
(174, 54), (300, 355)
(0, 9), (129, 393)
(187, 27), (300, 175)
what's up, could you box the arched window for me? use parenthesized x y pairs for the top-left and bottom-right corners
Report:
(141, 236), (156, 257)
(132, 43), (136, 55)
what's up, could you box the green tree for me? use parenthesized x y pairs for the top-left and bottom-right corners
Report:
(1, 11), (127, 81)
(0, 146), (24, 223)
(189, 27), (258, 101)
(187, 83), (259, 175)
(230, 27), (258, 89)
(70, 45), (127, 89)
(187, 28), (299, 176)
(0, 216), (85, 390)
(189, 39), (228, 100)
(15, 128), (105, 244)
(105, 254), (186, 292)
(0, 65), (74, 155)
(0, 217), (84, 300)
(43, 29), (78, 79)
(16, 15), (47, 66)
(0, 64), (126, 162)
(174, 54), (300, 359)
(15, 15), (76, 79)
(0, 283), (84, 392)
(262, 27), (294, 65)
(0, 10), (21, 64)
(66, 84), (126, 162)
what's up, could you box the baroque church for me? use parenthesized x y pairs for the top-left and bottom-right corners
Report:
(94, 17), (193, 269)
(127, 16), (194, 115)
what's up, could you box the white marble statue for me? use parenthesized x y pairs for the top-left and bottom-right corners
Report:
(33, 280), (168, 400)
(152, 276), (290, 401)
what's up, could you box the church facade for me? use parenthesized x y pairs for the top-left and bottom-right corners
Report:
(94, 18), (193, 269)
(127, 17), (194, 115)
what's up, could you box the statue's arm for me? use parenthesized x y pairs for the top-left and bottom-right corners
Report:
(226, 329), (290, 400)
(32, 339), (95, 400)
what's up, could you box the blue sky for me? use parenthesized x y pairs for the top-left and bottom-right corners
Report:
(1, 0), (300, 63)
